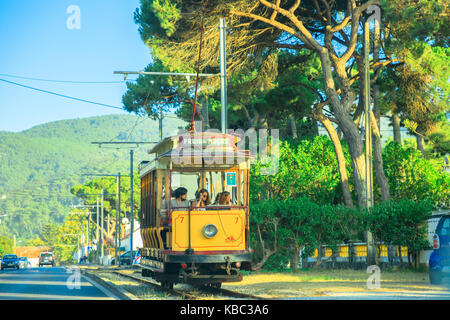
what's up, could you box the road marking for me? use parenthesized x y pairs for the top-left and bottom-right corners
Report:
(0, 279), (92, 286)
(81, 275), (121, 300)
(0, 292), (114, 300)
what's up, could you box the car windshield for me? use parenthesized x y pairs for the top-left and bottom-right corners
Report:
(438, 217), (450, 236)
(3, 255), (17, 259)
(41, 253), (52, 257)
(19, 257), (27, 261)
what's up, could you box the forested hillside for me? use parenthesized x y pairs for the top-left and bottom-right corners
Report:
(0, 114), (185, 241)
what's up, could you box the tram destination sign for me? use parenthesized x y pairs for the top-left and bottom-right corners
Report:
(178, 134), (237, 150)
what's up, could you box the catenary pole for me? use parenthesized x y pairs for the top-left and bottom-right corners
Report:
(219, 18), (228, 134)
(130, 150), (134, 266)
(364, 17), (376, 266)
(96, 197), (99, 263)
(118, 172), (121, 266)
(101, 189), (104, 264)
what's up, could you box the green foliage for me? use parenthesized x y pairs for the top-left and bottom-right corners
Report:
(0, 235), (13, 256)
(379, 0), (449, 144)
(0, 114), (185, 241)
(250, 197), (362, 269)
(151, 0), (181, 37)
(250, 136), (352, 204)
(71, 171), (141, 222)
(40, 223), (60, 247)
(363, 199), (434, 253)
(383, 141), (450, 207)
(53, 214), (85, 264)
(251, 196), (434, 270)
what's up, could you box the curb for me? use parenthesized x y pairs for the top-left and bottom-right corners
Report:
(81, 269), (140, 300)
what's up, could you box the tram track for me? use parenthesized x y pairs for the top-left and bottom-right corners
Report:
(108, 269), (267, 300)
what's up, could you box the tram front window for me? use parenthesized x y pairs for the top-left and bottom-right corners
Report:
(171, 170), (245, 208)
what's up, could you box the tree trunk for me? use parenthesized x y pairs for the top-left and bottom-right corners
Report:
(318, 51), (367, 208)
(398, 246), (404, 268)
(291, 245), (300, 272)
(416, 133), (425, 154)
(315, 112), (354, 207)
(289, 114), (298, 139)
(253, 222), (278, 270)
(370, 111), (391, 202)
(339, 117), (367, 208)
(392, 113), (402, 144)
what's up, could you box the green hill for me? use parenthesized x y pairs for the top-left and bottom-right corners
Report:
(0, 114), (185, 241)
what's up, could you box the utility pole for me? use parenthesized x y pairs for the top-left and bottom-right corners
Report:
(219, 18), (228, 134)
(100, 189), (104, 264)
(96, 197), (99, 263)
(130, 150), (134, 266)
(364, 15), (376, 266)
(117, 172), (121, 266)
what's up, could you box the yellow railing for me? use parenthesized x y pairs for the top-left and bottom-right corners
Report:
(311, 244), (408, 258)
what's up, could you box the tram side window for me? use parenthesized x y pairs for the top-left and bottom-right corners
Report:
(170, 172), (201, 206)
(205, 171), (243, 206)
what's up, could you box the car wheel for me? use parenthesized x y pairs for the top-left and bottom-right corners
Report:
(429, 270), (442, 284)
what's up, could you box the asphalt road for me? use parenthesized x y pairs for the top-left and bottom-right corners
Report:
(0, 266), (117, 300)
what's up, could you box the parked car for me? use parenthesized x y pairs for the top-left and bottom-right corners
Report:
(39, 252), (55, 267)
(111, 250), (140, 265)
(429, 215), (450, 284)
(1, 254), (19, 270)
(18, 257), (31, 269)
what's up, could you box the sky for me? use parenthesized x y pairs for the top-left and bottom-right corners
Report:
(0, 0), (152, 132)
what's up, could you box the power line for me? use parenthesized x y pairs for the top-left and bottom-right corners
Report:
(0, 73), (137, 84)
(0, 78), (123, 110)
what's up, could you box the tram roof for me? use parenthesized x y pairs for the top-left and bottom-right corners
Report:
(148, 131), (250, 157)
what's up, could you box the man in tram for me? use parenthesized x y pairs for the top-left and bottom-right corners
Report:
(167, 187), (190, 209)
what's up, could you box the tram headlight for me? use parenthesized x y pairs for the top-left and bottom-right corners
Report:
(202, 224), (218, 239)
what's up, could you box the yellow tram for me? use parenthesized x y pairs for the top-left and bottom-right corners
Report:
(138, 131), (253, 288)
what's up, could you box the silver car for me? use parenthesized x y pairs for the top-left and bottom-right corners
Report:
(18, 257), (31, 269)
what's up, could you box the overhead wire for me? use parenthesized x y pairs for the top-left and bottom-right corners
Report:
(189, 0), (208, 132)
(0, 72), (137, 84)
(0, 78), (123, 110)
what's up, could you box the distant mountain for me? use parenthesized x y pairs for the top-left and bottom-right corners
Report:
(0, 114), (186, 240)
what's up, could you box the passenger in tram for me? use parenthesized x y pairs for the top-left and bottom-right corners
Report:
(219, 191), (233, 207)
(212, 192), (222, 205)
(195, 188), (211, 208)
(168, 187), (190, 209)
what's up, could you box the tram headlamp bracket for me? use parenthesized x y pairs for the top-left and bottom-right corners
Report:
(202, 224), (218, 239)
